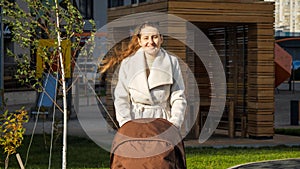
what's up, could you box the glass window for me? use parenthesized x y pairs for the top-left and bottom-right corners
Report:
(73, 0), (93, 19)
(131, 0), (147, 4)
(108, 0), (124, 8)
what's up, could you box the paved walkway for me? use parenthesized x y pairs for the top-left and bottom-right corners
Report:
(228, 158), (300, 169)
(184, 130), (300, 148)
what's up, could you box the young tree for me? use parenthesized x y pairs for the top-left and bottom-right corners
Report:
(0, 0), (94, 168)
(0, 108), (28, 169)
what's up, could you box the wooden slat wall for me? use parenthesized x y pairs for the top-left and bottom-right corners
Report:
(107, 1), (168, 21)
(247, 23), (275, 138)
(206, 25), (248, 136)
(168, 0), (275, 138)
(168, 0), (274, 23)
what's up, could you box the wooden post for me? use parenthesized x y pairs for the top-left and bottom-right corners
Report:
(16, 153), (25, 169)
(228, 101), (235, 138)
(241, 115), (247, 138)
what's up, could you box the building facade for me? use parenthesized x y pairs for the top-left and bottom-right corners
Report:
(2, 0), (107, 91)
(265, 0), (300, 34)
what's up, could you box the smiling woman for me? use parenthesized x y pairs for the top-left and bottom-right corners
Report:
(101, 22), (187, 169)
(137, 24), (163, 57)
(101, 22), (187, 129)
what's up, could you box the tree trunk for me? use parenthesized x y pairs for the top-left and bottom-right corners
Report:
(5, 153), (9, 169)
(54, 0), (68, 168)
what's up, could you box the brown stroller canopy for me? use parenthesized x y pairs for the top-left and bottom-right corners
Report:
(110, 118), (187, 169)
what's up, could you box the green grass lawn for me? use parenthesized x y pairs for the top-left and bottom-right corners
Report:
(275, 128), (300, 136)
(1, 135), (300, 169)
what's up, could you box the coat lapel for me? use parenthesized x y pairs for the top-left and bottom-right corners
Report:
(127, 48), (174, 103)
(127, 48), (152, 103)
(148, 49), (173, 89)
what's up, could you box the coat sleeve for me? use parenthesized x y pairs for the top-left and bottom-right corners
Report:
(114, 61), (132, 127)
(168, 58), (187, 128)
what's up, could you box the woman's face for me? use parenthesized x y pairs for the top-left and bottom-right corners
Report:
(138, 25), (163, 57)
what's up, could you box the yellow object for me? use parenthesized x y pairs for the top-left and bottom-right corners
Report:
(36, 39), (71, 78)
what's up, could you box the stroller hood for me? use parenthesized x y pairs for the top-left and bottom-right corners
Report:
(110, 118), (187, 169)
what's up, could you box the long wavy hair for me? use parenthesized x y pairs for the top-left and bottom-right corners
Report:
(100, 22), (160, 73)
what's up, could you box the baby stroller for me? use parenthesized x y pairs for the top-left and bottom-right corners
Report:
(110, 118), (186, 169)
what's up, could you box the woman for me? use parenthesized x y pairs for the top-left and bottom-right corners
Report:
(101, 22), (187, 129)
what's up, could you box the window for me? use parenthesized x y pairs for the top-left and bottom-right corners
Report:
(108, 0), (124, 8)
(131, 0), (147, 4)
(73, 0), (93, 19)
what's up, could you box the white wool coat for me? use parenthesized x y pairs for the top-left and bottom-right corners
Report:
(114, 48), (187, 128)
